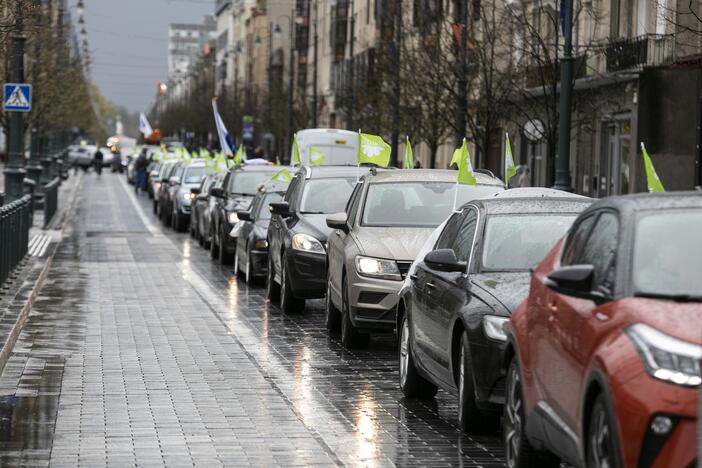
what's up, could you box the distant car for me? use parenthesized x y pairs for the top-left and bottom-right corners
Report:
(152, 159), (177, 214)
(190, 171), (225, 247)
(73, 145), (96, 170)
(156, 160), (183, 222)
(267, 166), (368, 314)
(146, 160), (162, 198)
(99, 147), (114, 167)
(325, 169), (504, 348)
(209, 165), (282, 265)
(504, 192), (701, 468)
(397, 188), (591, 434)
(168, 160), (208, 232)
(234, 180), (290, 284)
(292, 128), (359, 166)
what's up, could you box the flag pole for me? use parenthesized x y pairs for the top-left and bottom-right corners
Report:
(356, 129), (362, 182)
(452, 182), (459, 212)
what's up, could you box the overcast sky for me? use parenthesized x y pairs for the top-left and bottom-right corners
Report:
(75, 0), (214, 112)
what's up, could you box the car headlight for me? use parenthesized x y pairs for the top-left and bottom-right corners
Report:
(355, 256), (402, 281)
(291, 234), (325, 254)
(626, 323), (702, 387)
(155, 182), (161, 190)
(254, 239), (268, 249)
(182, 192), (192, 201)
(482, 315), (509, 341)
(228, 212), (239, 224)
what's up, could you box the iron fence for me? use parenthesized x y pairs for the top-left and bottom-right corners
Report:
(43, 178), (59, 229)
(0, 194), (32, 288)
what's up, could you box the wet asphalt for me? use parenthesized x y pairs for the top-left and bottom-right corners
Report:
(0, 172), (506, 467)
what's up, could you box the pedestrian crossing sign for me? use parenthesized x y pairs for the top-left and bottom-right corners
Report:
(3, 83), (32, 112)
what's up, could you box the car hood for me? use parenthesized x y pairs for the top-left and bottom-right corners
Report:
(611, 297), (702, 344)
(293, 214), (332, 241)
(354, 227), (435, 261)
(470, 272), (531, 315)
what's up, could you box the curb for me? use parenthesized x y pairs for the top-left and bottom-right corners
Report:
(0, 172), (82, 374)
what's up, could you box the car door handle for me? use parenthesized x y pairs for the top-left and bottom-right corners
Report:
(410, 274), (418, 281)
(547, 300), (558, 312)
(426, 282), (436, 290)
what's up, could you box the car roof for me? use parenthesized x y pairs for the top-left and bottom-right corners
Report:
(469, 188), (593, 215)
(229, 164), (281, 173)
(584, 191), (702, 215)
(258, 180), (290, 194)
(299, 165), (366, 179)
(365, 168), (503, 186)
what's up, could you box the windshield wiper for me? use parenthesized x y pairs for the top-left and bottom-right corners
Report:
(634, 292), (702, 302)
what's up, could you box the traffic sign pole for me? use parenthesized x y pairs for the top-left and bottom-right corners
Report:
(3, 3), (27, 204)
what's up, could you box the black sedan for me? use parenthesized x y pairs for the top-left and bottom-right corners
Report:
(267, 166), (366, 314)
(209, 165), (284, 265)
(234, 181), (290, 284)
(396, 188), (592, 433)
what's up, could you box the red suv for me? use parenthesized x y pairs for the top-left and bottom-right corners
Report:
(504, 193), (701, 468)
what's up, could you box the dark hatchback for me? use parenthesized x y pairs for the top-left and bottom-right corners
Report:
(234, 180), (290, 284)
(209, 165), (284, 265)
(266, 166), (367, 314)
(397, 188), (592, 433)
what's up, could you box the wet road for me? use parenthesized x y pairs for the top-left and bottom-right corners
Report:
(0, 173), (505, 467)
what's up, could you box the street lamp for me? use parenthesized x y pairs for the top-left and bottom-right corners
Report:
(76, 0), (85, 17)
(272, 12), (302, 163)
(553, 0), (574, 191)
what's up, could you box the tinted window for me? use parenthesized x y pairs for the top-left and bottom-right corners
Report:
(632, 210), (702, 298)
(453, 209), (478, 262)
(257, 192), (284, 220)
(228, 172), (273, 195)
(284, 175), (303, 206)
(346, 182), (365, 227)
(299, 178), (356, 214)
(579, 212), (618, 293)
(481, 214), (577, 271)
(435, 212), (464, 250)
(562, 214), (596, 265)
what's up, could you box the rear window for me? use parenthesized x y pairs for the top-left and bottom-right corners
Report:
(184, 167), (206, 184)
(299, 178), (356, 214)
(228, 172), (274, 195)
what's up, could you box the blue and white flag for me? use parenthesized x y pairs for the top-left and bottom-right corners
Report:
(139, 112), (153, 138)
(212, 98), (236, 156)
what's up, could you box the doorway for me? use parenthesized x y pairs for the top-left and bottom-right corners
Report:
(598, 117), (631, 197)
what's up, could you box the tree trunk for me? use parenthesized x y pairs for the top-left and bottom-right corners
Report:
(429, 141), (439, 169)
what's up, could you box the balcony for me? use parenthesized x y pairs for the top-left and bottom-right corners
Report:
(605, 34), (675, 72)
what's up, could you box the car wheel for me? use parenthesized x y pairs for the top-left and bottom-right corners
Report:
(218, 226), (234, 265)
(266, 254), (280, 302)
(458, 333), (498, 433)
(152, 200), (157, 215)
(198, 230), (204, 247)
(587, 394), (622, 468)
(175, 213), (185, 233)
(209, 225), (219, 260)
(340, 279), (369, 348)
(280, 255), (304, 314)
(503, 358), (560, 468)
(325, 274), (341, 333)
(245, 246), (255, 284)
(399, 313), (437, 398)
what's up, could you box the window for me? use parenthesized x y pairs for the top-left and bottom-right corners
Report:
(579, 212), (619, 293)
(453, 209), (478, 262)
(258, 192), (284, 221)
(227, 172), (273, 195)
(299, 178), (356, 214)
(435, 211), (464, 250)
(561, 214), (596, 265)
(345, 181), (365, 227)
(285, 175), (302, 207)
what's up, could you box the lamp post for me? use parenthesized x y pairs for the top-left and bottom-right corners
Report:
(553, 0), (574, 191)
(4, 1), (27, 203)
(274, 11), (299, 163)
(312, 0), (318, 128)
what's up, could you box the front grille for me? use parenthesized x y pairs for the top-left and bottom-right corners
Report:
(396, 261), (412, 278)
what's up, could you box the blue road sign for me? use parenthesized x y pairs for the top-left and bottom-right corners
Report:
(3, 83), (32, 112)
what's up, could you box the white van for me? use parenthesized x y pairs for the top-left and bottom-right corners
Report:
(293, 128), (358, 166)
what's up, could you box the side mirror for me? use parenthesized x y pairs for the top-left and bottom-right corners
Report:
(269, 201), (291, 217)
(210, 187), (224, 198)
(424, 249), (466, 273)
(149, 170), (158, 177)
(545, 265), (604, 302)
(326, 212), (349, 233)
(168, 176), (179, 186)
(190, 187), (201, 195)
(237, 210), (252, 222)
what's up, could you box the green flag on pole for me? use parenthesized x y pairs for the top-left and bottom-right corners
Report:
(271, 168), (293, 183)
(309, 146), (325, 166)
(358, 133), (391, 167)
(640, 142), (665, 193)
(404, 136), (414, 169)
(456, 139), (478, 186)
(234, 145), (247, 164)
(276, 156), (281, 166)
(450, 147), (461, 168)
(504, 133), (517, 185)
(292, 136), (302, 165)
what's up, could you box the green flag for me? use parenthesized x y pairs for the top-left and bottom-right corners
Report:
(404, 136), (414, 169)
(309, 146), (325, 166)
(640, 142), (665, 193)
(358, 133), (391, 167)
(292, 136), (302, 165)
(275, 156), (281, 166)
(504, 133), (517, 185)
(183, 150), (192, 164)
(234, 145), (247, 164)
(449, 147), (461, 168)
(271, 168), (293, 183)
(456, 139), (478, 186)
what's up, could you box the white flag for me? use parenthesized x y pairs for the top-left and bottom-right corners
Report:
(212, 99), (236, 156)
(139, 113), (153, 138)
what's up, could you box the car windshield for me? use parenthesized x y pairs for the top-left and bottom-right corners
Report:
(184, 167), (206, 184)
(228, 172), (272, 195)
(299, 178), (356, 214)
(632, 210), (702, 299)
(481, 214), (577, 271)
(362, 182), (502, 227)
(258, 192), (284, 220)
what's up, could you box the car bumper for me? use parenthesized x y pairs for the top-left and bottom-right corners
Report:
(347, 268), (401, 331)
(285, 250), (326, 299)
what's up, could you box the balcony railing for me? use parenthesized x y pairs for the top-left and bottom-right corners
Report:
(605, 34), (675, 72)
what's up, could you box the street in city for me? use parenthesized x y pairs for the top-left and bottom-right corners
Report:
(0, 172), (504, 466)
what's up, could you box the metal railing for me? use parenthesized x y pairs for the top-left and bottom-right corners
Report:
(0, 194), (32, 288)
(43, 177), (59, 229)
(605, 34), (676, 72)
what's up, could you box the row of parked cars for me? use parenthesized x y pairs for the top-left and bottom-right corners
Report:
(143, 136), (700, 468)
